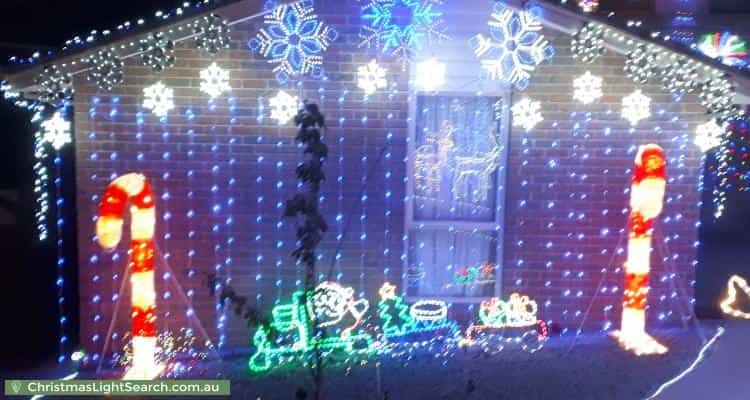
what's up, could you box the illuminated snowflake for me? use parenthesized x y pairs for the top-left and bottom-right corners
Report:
(571, 23), (606, 63)
(269, 90), (299, 124)
(41, 112), (71, 150)
(142, 81), (175, 117)
(249, 0), (338, 83)
(573, 71), (603, 105)
(700, 77), (741, 122)
(661, 57), (699, 95)
(414, 58), (446, 91)
(357, 60), (387, 95)
(511, 97), (543, 131)
(621, 89), (651, 126)
(694, 120), (726, 152)
(359, 0), (447, 62)
(470, 3), (554, 90)
(35, 66), (73, 108)
(200, 63), (231, 99)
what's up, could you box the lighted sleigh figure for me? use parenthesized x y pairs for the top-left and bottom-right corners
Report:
(377, 282), (458, 341)
(460, 293), (548, 353)
(248, 281), (375, 372)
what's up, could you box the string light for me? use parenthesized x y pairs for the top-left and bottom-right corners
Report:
(193, 13), (231, 55)
(142, 81), (175, 117)
(700, 77), (740, 122)
(40, 111), (72, 150)
(720, 275), (750, 318)
(512, 97), (543, 131)
(415, 58), (446, 91)
(661, 56), (698, 95)
(199, 63), (231, 99)
(470, 2), (554, 90)
(577, 0), (599, 13)
(85, 49), (124, 92)
(694, 119), (726, 152)
(140, 32), (175, 72)
(621, 89), (651, 126)
(573, 71), (603, 105)
(452, 127), (502, 203)
(35, 66), (73, 108)
(309, 282), (369, 337)
(414, 120), (454, 196)
(356, 60), (387, 96)
(571, 23), (606, 64)
(697, 32), (748, 67)
(269, 90), (299, 124)
(624, 44), (661, 84)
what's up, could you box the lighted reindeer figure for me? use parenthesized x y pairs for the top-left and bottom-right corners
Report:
(414, 122), (455, 196)
(452, 130), (502, 203)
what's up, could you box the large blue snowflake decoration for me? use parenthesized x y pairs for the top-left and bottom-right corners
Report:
(470, 3), (554, 90)
(359, 0), (448, 62)
(248, 0), (338, 83)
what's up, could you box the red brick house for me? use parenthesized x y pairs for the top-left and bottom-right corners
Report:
(2, 0), (748, 360)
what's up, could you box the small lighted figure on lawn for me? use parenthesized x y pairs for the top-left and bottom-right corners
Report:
(377, 282), (456, 339)
(96, 173), (164, 379)
(199, 62), (231, 99)
(694, 120), (727, 152)
(269, 90), (300, 124)
(249, 281), (374, 372)
(611, 144), (669, 356)
(621, 90), (651, 126)
(415, 58), (446, 91)
(357, 59), (387, 96)
(573, 71), (603, 105)
(461, 293), (548, 353)
(41, 111), (72, 150)
(720, 275), (750, 319)
(143, 81), (175, 117)
(512, 97), (543, 131)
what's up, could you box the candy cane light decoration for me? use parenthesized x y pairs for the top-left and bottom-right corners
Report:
(612, 144), (668, 355)
(96, 173), (164, 379)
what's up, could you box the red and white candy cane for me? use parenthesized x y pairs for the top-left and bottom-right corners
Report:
(96, 173), (163, 379)
(614, 144), (668, 355)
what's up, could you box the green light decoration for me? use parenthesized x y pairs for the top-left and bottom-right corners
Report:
(377, 282), (457, 340)
(249, 283), (375, 373)
(453, 263), (496, 285)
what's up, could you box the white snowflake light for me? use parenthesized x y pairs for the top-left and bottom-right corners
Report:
(200, 63), (231, 99)
(512, 98), (543, 131)
(700, 77), (740, 122)
(621, 89), (651, 126)
(694, 120), (727, 152)
(573, 71), (603, 105)
(142, 81), (175, 117)
(356, 60), (387, 96)
(269, 90), (300, 124)
(41, 112), (71, 150)
(415, 58), (446, 91)
(470, 3), (554, 90)
(572, 23), (606, 63)
(624, 44), (661, 84)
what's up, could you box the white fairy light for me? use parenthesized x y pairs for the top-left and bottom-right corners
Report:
(415, 58), (446, 91)
(573, 71), (603, 105)
(269, 90), (300, 124)
(511, 97), (543, 131)
(142, 81), (175, 117)
(571, 23), (606, 63)
(621, 89), (651, 126)
(624, 44), (661, 84)
(356, 59), (387, 96)
(41, 112), (72, 150)
(694, 119), (726, 152)
(199, 62), (231, 99)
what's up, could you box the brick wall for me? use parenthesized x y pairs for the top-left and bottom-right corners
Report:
(71, 0), (701, 356)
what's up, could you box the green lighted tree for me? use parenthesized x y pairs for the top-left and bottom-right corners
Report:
(378, 282), (415, 336)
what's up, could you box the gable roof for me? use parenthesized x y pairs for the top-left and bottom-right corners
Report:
(2, 0), (750, 100)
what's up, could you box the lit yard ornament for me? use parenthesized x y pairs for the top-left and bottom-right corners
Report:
(720, 275), (750, 319)
(414, 121), (455, 196)
(96, 173), (164, 379)
(193, 13), (231, 55)
(86, 49), (124, 91)
(41, 112), (72, 150)
(377, 282), (456, 340)
(269, 90), (300, 125)
(452, 129), (502, 203)
(249, 0), (338, 83)
(142, 82), (175, 117)
(470, 2), (554, 90)
(611, 144), (668, 356)
(199, 63), (231, 99)
(359, 0), (447, 62)
(571, 23), (606, 64)
(573, 71), (603, 105)
(621, 90), (651, 126)
(415, 58), (446, 91)
(511, 97), (543, 131)
(697, 32), (748, 67)
(357, 59), (387, 96)
(694, 120), (726, 152)
(248, 282), (374, 373)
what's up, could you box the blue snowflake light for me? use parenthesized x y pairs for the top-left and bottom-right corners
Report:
(359, 0), (447, 61)
(470, 3), (554, 90)
(249, 0), (338, 83)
